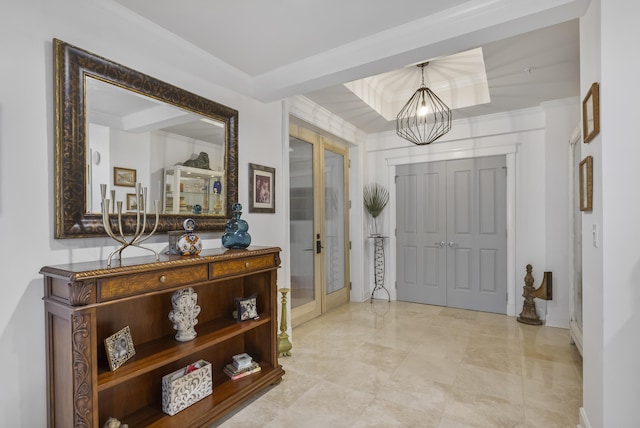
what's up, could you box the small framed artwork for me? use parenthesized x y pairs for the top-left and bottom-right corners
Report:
(126, 193), (140, 211)
(579, 155), (593, 212)
(582, 82), (600, 144)
(249, 163), (275, 213)
(104, 326), (136, 371)
(114, 167), (136, 187)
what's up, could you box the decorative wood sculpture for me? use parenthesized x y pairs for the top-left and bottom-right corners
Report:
(517, 264), (553, 325)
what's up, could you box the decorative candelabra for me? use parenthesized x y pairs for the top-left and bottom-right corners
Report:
(101, 183), (160, 267)
(277, 288), (292, 357)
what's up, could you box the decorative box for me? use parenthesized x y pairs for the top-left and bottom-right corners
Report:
(162, 360), (212, 416)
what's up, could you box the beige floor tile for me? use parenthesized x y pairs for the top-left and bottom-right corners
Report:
(522, 377), (583, 416)
(352, 396), (442, 428)
(211, 392), (281, 427)
(521, 355), (582, 388)
(378, 378), (453, 413)
(212, 301), (582, 428)
(442, 390), (526, 427)
(453, 363), (524, 404)
(461, 339), (523, 375)
(284, 380), (373, 425)
(524, 404), (580, 428)
(391, 350), (461, 386)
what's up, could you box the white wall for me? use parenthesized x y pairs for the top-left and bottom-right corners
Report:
(599, 1), (640, 427)
(364, 101), (578, 325)
(542, 99), (581, 327)
(579, 0), (603, 426)
(0, 1), (285, 426)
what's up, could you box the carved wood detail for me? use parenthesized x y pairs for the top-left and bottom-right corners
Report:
(69, 281), (93, 306)
(72, 314), (93, 428)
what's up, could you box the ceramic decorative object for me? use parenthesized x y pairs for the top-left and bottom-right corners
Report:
(176, 218), (202, 255)
(221, 203), (251, 249)
(162, 359), (212, 415)
(100, 183), (160, 266)
(213, 178), (222, 194)
(168, 287), (201, 341)
(103, 417), (129, 428)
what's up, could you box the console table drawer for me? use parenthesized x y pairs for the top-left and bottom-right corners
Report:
(212, 255), (275, 278)
(98, 265), (209, 301)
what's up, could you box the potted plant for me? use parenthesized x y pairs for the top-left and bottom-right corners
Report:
(363, 183), (389, 236)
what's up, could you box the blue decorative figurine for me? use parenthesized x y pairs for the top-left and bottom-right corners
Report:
(222, 203), (251, 249)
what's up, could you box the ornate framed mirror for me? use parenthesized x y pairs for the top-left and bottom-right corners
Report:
(53, 39), (238, 238)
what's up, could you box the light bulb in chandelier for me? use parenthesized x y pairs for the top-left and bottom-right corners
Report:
(418, 99), (429, 116)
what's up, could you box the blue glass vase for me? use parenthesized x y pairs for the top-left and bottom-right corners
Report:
(221, 203), (251, 249)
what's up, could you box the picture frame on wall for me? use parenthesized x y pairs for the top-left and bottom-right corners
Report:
(249, 163), (275, 213)
(126, 193), (140, 211)
(582, 82), (600, 144)
(104, 326), (136, 371)
(114, 166), (137, 187)
(579, 155), (593, 212)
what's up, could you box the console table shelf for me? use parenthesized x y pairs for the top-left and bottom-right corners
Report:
(41, 246), (284, 428)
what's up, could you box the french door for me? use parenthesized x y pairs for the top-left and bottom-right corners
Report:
(289, 124), (350, 327)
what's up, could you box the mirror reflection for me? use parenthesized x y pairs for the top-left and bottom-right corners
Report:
(53, 38), (238, 238)
(86, 77), (227, 216)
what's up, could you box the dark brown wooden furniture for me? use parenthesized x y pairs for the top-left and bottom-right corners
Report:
(41, 246), (284, 427)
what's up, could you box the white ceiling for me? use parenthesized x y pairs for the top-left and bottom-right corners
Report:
(111, 0), (587, 134)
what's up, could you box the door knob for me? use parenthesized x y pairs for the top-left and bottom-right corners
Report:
(434, 241), (445, 247)
(448, 241), (457, 247)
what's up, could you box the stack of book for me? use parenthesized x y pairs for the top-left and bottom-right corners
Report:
(223, 353), (261, 380)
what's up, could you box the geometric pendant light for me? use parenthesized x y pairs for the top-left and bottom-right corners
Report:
(396, 62), (452, 145)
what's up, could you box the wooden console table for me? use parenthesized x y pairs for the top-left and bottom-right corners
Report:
(41, 246), (284, 427)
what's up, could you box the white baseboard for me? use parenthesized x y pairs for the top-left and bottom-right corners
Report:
(570, 320), (584, 356)
(578, 407), (591, 428)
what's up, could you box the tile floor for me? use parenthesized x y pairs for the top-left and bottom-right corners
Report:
(213, 300), (583, 428)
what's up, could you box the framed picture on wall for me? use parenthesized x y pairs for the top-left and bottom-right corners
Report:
(249, 163), (275, 213)
(579, 155), (593, 212)
(114, 167), (136, 187)
(126, 193), (140, 211)
(582, 82), (600, 144)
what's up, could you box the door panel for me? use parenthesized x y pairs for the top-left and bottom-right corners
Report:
(446, 156), (506, 313)
(396, 162), (447, 305)
(323, 145), (350, 311)
(289, 128), (350, 327)
(289, 137), (320, 321)
(396, 156), (506, 314)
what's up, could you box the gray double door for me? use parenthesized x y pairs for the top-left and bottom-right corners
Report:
(396, 156), (507, 314)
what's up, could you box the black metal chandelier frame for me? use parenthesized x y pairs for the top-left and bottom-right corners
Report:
(396, 62), (452, 145)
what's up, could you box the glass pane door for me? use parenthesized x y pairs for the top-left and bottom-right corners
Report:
(323, 146), (349, 311)
(289, 137), (317, 312)
(289, 128), (350, 327)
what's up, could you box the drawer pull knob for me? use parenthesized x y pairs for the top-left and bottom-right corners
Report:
(160, 275), (167, 283)
(245, 262), (250, 268)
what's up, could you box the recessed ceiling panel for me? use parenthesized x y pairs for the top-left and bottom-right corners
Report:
(344, 48), (491, 121)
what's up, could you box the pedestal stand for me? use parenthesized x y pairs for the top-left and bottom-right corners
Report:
(369, 236), (390, 302)
(277, 288), (292, 357)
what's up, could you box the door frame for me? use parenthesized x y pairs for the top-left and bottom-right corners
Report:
(288, 125), (351, 327)
(387, 142), (518, 316)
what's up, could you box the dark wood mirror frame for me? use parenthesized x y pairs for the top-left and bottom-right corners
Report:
(53, 38), (238, 238)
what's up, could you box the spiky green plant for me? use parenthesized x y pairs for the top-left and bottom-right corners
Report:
(363, 183), (389, 218)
